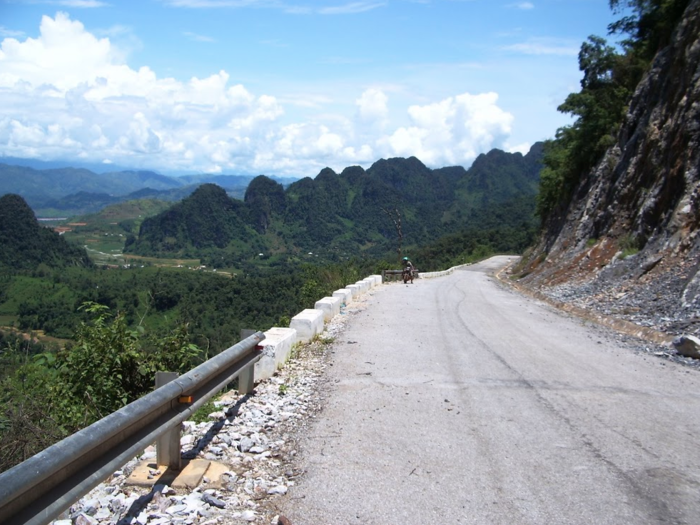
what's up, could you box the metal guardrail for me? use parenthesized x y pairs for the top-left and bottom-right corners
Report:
(0, 331), (266, 525)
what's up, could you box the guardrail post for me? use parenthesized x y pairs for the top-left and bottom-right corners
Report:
(238, 363), (255, 394)
(238, 330), (257, 395)
(155, 372), (181, 470)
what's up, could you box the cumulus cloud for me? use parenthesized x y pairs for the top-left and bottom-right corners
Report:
(505, 141), (531, 155)
(356, 88), (388, 126)
(378, 93), (514, 166)
(0, 12), (518, 176)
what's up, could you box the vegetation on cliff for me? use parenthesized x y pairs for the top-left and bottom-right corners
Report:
(536, 0), (691, 220)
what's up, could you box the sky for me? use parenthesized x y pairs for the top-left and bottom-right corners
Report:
(0, 0), (621, 178)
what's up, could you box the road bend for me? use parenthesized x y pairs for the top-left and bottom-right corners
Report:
(277, 256), (700, 525)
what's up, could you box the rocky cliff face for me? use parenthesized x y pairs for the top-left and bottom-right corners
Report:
(518, 0), (700, 338)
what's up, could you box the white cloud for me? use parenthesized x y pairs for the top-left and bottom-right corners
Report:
(504, 38), (578, 56)
(505, 141), (531, 155)
(183, 31), (215, 42)
(160, 0), (386, 14)
(0, 27), (25, 38)
(378, 93), (514, 166)
(0, 12), (519, 176)
(50, 0), (110, 7)
(162, 0), (273, 7)
(319, 2), (386, 15)
(356, 88), (388, 125)
(507, 2), (534, 9)
(0, 12), (118, 90)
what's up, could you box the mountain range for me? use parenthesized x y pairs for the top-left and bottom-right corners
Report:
(127, 145), (543, 265)
(0, 163), (299, 216)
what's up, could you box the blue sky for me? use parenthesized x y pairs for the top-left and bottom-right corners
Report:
(0, 0), (620, 177)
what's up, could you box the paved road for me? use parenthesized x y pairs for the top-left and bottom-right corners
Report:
(277, 257), (700, 525)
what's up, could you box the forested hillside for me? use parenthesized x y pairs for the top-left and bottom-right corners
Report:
(0, 194), (92, 270)
(128, 146), (543, 267)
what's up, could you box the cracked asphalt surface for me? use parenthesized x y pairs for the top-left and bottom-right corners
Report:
(277, 256), (700, 525)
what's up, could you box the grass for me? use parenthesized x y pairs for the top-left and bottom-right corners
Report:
(0, 315), (16, 326)
(618, 234), (640, 259)
(190, 400), (218, 424)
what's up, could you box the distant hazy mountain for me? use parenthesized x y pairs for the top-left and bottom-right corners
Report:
(0, 162), (298, 217)
(176, 173), (300, 188)
(0, 156), (132, 174)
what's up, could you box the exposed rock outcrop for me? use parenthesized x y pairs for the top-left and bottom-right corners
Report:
(518, 0), (700, 339)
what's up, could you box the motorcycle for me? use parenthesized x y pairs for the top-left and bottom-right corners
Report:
(402, 266), (414, 284)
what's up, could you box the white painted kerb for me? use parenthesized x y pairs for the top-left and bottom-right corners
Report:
(346, 284), (361, 299)
(290, 309), (324, 343)
(362, 277), (376, 289)
(254, 327), (297, 381)
(333, 288), (352, 305)
(355, 281), (370, 294)
(315, 296), (341, 321)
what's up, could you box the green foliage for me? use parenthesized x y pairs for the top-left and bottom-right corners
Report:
(0, 349), (67, 471)
(618, 233), (641, 258)
(56, 303), (144, 424)
(190, 400), (218, 424)
(415, 196), (537, 271)
(0, 194), (92, 270)
(609, 0), (691, 60)
(0, 302), (201, 472)
(536, 1), (689, 220)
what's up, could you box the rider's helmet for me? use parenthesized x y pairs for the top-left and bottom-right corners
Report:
(403, 256), (409, 261)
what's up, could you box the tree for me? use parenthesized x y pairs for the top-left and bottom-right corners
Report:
(382, 207), (404, 263)
(535, 0), (690, 220)
(536, 36), (631, 218)
(609, 0), (692, 60)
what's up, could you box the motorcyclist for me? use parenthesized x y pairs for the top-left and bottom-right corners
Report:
(402, 256), (415, 284)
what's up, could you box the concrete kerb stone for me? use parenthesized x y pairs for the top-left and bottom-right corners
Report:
(347, 284), (361, 299)
(315, 296), (341, 321)
(290, 309), (325, 344)
(420, 263), (471, 279)
(333, 288), (352, 305)
(254, 327), (297, 381)
(362, 277), (376, 289)
(370, 274), (383, 285)
(355, 280), (370, 294)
